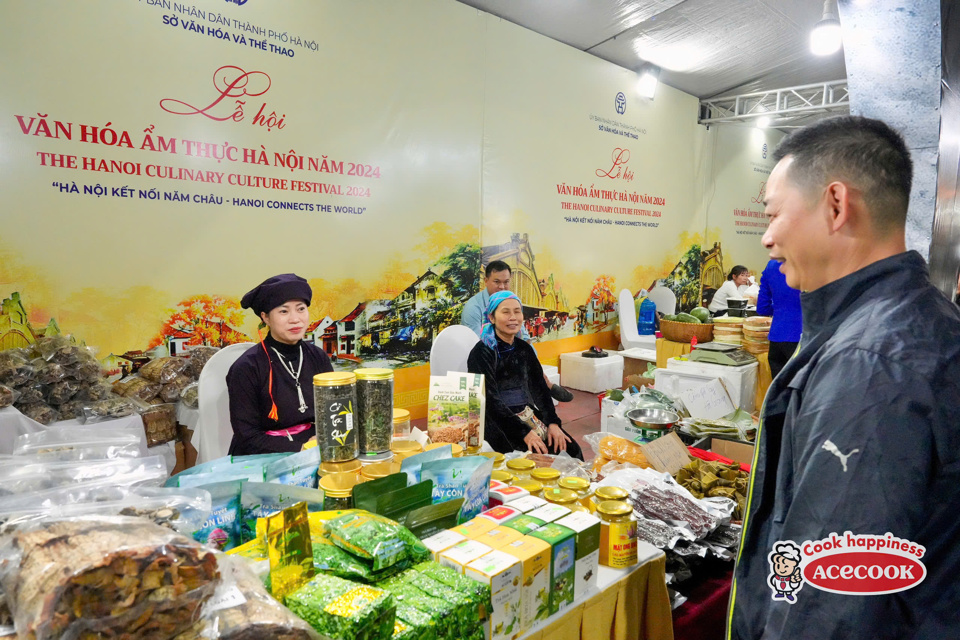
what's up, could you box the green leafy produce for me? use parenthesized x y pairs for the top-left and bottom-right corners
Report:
(690, 307), (711, 323)
(674, 312), (701, 324)
(412, 561), (491, 621)
(285, 573), (395, 640)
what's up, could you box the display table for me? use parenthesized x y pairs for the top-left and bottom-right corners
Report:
(655, 338), (693, 369)
(518, 542), (673, 640)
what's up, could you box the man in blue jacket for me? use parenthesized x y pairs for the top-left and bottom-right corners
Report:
(728, 116), (960, 639)
(756, 259), (801, 378)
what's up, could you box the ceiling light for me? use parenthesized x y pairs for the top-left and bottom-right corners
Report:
(637, 64), (660, 99)
(810, 0), (843, 56)
(756, 116), (771, 129)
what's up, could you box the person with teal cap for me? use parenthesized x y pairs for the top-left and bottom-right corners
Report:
(467, 291), (583, 458)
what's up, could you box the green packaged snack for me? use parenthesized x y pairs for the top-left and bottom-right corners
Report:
(240, 482), (326, 543)
(412, 561), (491, 621)
(325, 512), (428, 571)
(401, 571), (474, 635)
(311, 533), (376, 582)
(286, 573), (396, 640)
(377, 578), (453, 640)
(353, 473), (409, 514)
(401, 499), (463, 539)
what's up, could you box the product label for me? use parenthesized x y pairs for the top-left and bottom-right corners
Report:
(318, 395), (356, 452)
(206, 585), (247, 613)
(600, 521), (638, 569)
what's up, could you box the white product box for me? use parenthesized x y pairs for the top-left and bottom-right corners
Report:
(559, 352), (625, 394)
(421, 529), (467, 561)
(465, 550), (523, 640)
(439, 539), (494, 574)
(525, 503), (571, 524)
(555, 512), (601, 601)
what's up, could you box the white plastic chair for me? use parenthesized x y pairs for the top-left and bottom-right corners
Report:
(429, 325), (480, 377)
(646, 286), (677, 316)
(196, 342), (254, 464)
(618, 289), (656, 350)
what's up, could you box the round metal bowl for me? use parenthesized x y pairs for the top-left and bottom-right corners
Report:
(625, 408), (681, 431)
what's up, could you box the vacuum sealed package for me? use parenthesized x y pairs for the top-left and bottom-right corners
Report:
(173, 554), (317, 640)
(420, 455), (493, 522)
(12, 431), (141, 462)
(17, 402), (59, 427)
(239, 482), (325, 544)
(324, 511), (429, 572)
(181, 382), (200, 409)
(0, 384), (17, 409)
(263, 447), (321, 489)
(0, 455), (167, 496)
(0, 515), (219, 640)
(352, 474), (409, 514)
(285, 573), (395, 640)
(139, 356), (189, 384)
(138, 402), (178, 446)
(189, 480), (245, 551)
(263, 502), (315, 600)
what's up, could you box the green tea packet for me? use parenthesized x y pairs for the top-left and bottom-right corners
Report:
(353, 473), (409, 513)
(420, 456), (493, 522)
(286, 573), (396, 640)
(240, 482), (325, 543)
(325, 511), (429, 571)
(265, 501), (315, 600)
(401, 499), (463, 539)
(413, 561), (492, 621)
(263, 447), (321, 489)
(377, 481), (434, 523)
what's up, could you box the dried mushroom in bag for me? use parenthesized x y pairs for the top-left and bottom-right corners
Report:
(67, 355), (103, 384)
(0, 516), (219, 640)
(17, 402), (59, 425)
(83, 395), (138, 422)
(12, 382), (44, 406)
(139, 356), (190, 384)
(181, 383), (199, 409)
(35, 335), (84, 366)
(32, 359), (66, 385)
(46, 380), (80, 405)
(77, 382), (113, 402)
(161, 374), (193, 403)
(0, 385), (17, 409)
(174, 555), (317, 640)
(186, 346), (219, 379)
(56, 399), (85, 421)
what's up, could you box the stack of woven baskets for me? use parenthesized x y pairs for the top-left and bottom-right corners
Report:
(742, 316), (773, 355)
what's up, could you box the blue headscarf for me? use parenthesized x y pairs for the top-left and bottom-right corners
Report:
(480, 291), (522, 349)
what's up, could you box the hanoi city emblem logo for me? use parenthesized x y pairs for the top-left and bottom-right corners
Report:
(615, 92), (626, 115)
(768, 532), (926, 604)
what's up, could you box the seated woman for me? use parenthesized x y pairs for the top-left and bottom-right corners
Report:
(227, 274), (333, 455)
(708, 265), (751, 315)
(467, 291), (584, 459)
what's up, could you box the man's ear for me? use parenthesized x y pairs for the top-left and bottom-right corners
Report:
(824, 181), (853, 232)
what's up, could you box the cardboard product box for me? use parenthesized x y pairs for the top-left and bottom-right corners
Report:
(490, 479), (508, 492)
(477, 505), (523, 526)
(464, 550), (523, 640)
(529, 523), (577, 615)
(525, 503), (571, 524)
(508, 496), (547, 513)
(501, 514), (546, 536)
(473, 526), (524, 550)
(421, 529), (467, 561)
(439, 539), (494, 574)
(555, 512), (601, 600)
(489, 485), (530, 508)
(693, 436), (756, 466)
(452, 517), (499, 539)
(500, 536), (552, 635)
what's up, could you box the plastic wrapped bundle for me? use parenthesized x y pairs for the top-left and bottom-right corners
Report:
(0, 385), (18, 409)
(285, 573), (395, 640)
(139, 403), (178, 446)
(181, 383), (199, 409)
(46, 380), (80, 406)
(174, 555), (317, 640)
(186, 347), (219, 379)
(17, 402), (59, 425)
(139, 357), (189, 385)
(82, 396), (139, 422)
(160, 374), (193, 403)
(0, 351), (34, 388)
(0, 516), (219, 640)
(112, 375), (162, 402)
(324, 513), (429, 573)
(34, 336), (85, 366)
(13, 384), (44, 406)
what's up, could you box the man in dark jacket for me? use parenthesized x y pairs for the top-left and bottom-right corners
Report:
(728, 116), (960, 639)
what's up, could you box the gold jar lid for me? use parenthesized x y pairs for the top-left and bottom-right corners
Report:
(559, 477), (590, 491)
(491, 470), (515, 484)
(313, 372), (357, 386)
(392, 409), (411, 423)
(390, 440), (421, 454)
(515, 479), (543, 494)
(595, 486), (629, 502)
(320, 459), (361, 475)
(506, 458), (536, 472)
(425, 442), (463, 457)
(543, 488), (579, 504)
(481, 451), (505, 464)
(530, 468), (560, 483)
(597, 500), (632, 517)
(319, 471), (362, 497)
(354, 367), (394, 381)
(360, 462), (394, 480)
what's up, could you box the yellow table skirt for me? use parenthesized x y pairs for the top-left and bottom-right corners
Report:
(519, 551), (673, 640)
(655, 338), (692, 369)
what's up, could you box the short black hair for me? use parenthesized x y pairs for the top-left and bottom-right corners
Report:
(773, 115), (912, 233)
(728, 265), (749, 280)
(485, 260), (512, 278)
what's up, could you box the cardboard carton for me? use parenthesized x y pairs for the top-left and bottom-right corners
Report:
(500, 537), (552, 635)
(439, 539), (494, 574)
(452, 517), (498, 539)
(501, 515), (546, 536)
(465, 550), (522, 640)
(555, 512), (601, 600)
(525, 503), (571, 524)
(477, 505), (523, 526)
(529, 523), (577, 614)
(473, 526), (524, 550)
(421, 529), (467, 561)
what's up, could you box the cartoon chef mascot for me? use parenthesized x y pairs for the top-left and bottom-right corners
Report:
(768, 542), (804, 603)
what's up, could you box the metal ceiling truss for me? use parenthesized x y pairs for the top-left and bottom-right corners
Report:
(698, 80), (849, 126)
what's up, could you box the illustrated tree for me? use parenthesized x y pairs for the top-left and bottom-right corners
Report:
(148, 294), (249, 349)
(587, 275), (617, 323)
(436, 242), (481, 301)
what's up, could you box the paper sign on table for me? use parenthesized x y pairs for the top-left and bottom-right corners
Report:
(640, 432), (692, 475)
(678, 378), (735, 420)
